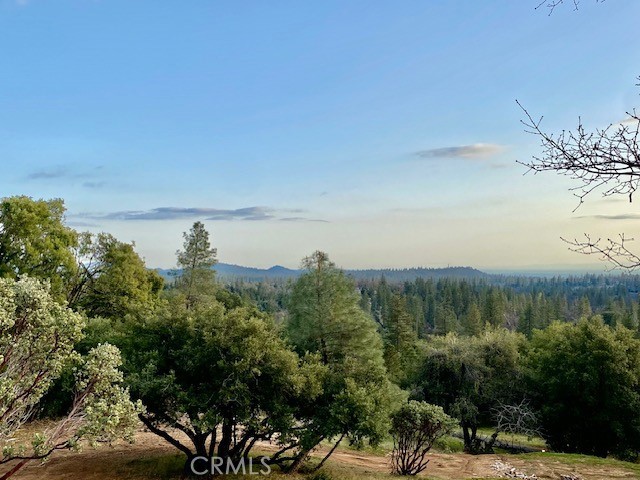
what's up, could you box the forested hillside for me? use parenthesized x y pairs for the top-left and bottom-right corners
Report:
(227, 273), (640, 337)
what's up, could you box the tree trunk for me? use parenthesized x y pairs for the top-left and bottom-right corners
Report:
(217, 417), (233, 460)
(285, 449), (310, 474)
(314, 433), (345, 471)
(182, 454), (211, 479)
(462, 424), (471, 452)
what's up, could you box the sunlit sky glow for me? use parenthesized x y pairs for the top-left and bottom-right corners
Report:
(2, 0), (640, 270)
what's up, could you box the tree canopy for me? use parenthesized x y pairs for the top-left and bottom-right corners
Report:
(527, 319), (640, 457)
(0, 196), (77, 298)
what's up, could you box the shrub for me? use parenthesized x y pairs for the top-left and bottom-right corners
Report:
(390, 401), (457, 475)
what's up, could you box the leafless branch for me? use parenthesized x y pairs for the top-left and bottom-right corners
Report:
(535, 0), (604, 15)
(492, 400), (542, 440)
(517, 101), (640, 211)
(561, 233), (640, 272)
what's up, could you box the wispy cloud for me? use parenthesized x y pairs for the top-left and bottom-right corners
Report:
(26, 164), (106, 188)
(280, 217), (329, 223)
(27, 166), (71, 180)
(575, 213), (640, 221)
(74, 206), (326, 223)
(82, 181), (106, 189)
(618, 116), (639, 126)
(416, 143), (506, 160)
(66, 220), (100, 228)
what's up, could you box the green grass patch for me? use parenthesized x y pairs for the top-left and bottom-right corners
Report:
(433, 435), (465, 453)
(515, 452), (640, 475)
(475, 428), (547, 450)
(119, 453), (184, 479)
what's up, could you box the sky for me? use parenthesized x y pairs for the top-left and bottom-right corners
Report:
(2, 0), (640, 270)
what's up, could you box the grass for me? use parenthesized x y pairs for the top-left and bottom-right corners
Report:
(475, 428), (547, 450)
(322, 433), (465, 456)
(118, 454), (398, 480)
(515, 452), (640, 475)
(117, 453), (184, 479)
(433, 435), (465, 453)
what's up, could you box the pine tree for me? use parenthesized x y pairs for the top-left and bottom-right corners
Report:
(434, 303), (458, 335)
(286, 251), (397, 471)
(175, 221), (217, 307)
(384, 295), (418, 383)
(462, 301), (483, 337)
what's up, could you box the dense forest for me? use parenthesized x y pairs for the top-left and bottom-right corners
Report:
(228, 273), (640, 337)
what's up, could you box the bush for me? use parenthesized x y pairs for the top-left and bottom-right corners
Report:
(526, 319), (640, 457)
(390, 401), (457, 475)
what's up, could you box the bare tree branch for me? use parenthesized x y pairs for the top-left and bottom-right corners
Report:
(517, 100), (640, 210)
(535, 0), (604, 15)
(561, 233), (640, 272)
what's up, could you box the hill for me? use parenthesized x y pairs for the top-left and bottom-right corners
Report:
(156, 263), (487, 283)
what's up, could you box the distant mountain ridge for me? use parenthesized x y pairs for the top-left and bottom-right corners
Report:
(155, 263), (487, 282)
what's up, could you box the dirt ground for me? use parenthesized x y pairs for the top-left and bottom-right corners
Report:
(8, 428), (639, 480)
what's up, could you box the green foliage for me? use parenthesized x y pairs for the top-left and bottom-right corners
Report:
(0, 277), (140, 477)
(462, 301), (483, 337)
(482, 289), (506, 328)
(390, 401), (457, 475)
(0, 277), (84, 433)
(286, 252), (402, 470)
(175, 221), (217, 307)
(70, 233), (164, 318)
(413, 329), (526, 453)
(112, 294), (318, 468)
(432, 435), (465, 453)
(383, 295), (419, 385)
(307, 470), (335, 480)
(526, 319), (640, 457)
(0, 196), (77, 298)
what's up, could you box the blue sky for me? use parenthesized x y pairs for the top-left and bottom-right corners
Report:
(2, 0), (640, 269)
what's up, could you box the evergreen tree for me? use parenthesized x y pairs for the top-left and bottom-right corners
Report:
(286, 251), (399, 471)
(483, 288), (506, 328)
(462, 301), (483, 337)
(527, 319), (640, 457)
(434, 303), (458, 335)
(175, 221), (217, 307)
(383, 295), (418, 384)
(518, 302), (536, 339)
